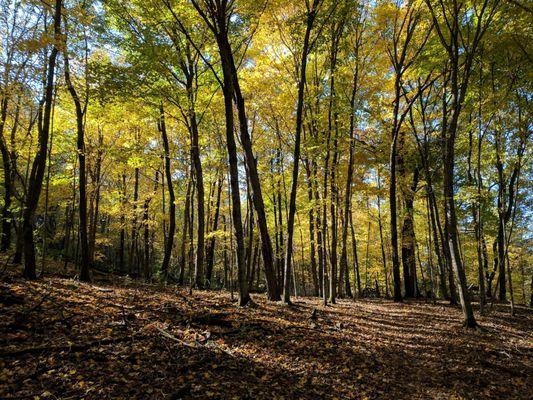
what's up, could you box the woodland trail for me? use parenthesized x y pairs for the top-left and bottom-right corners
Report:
(1, 269), (531, 400)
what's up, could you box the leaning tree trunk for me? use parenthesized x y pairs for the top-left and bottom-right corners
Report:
(159, 103), (176, 281)
(218, 48), (250, 306)
(443, 92), (477, 327)
(223, 37), (278, 301)
(187, 0), (279, 298)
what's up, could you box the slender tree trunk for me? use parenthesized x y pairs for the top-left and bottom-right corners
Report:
(129, 166), (139, 275)
(159, 104), (175, 281)
(89, 131), (103, 263)
(179, 175), (192, 285)
(283, 2), (318, 304)
(339, 55), (360, 299)
(304, 161), (319, 296)
(23, 0), (62, 279)
(400, 160), (419, 298)
(205, 175), (223, 286)
(389, 113), (402, 301)
(350, 211), (361, 297)
(64, 47), (90, 282)
(182, 70), (206, 288)
(377, 171), (389, 298)
(142, 194), (151, 280)
(0, 97), (13, 252)
(217, 37), (250, 305)
(222, 36), (278, 301)
(118, 174), (126, 273)
(443, 82), (477, 327)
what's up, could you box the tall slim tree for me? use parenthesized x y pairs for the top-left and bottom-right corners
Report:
(22, 0), (62, 279)
(425, 0), (500, 327)
(283, 0), (321, 304)
(159, 103), (176, 281)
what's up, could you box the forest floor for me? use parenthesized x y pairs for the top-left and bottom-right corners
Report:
(0, 266), (531, 400)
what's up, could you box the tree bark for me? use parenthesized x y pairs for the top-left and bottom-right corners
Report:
(159, 103), (175, 281)
(22, 0), (62, 279)
(205, 175), (223, 286)
(283, 1), (318, 304)
(0, 97), (13, 252)
(64, 45), (90, 282)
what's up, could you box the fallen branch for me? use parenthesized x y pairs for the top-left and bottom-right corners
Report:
(156, 327), (197, 348)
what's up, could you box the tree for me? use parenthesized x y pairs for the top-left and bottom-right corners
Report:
(425, 0), (500, 327)
(283, 0), (322, 304)
(22, 0), (62, 279)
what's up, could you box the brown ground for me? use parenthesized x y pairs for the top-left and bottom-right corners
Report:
(0, 269), (531, 400)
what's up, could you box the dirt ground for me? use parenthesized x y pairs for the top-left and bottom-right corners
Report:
(1, 269), (531, 399)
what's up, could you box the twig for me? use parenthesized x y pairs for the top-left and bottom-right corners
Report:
(156, 327), (197, 348)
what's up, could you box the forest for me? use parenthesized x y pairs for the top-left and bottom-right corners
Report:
(0, 0), (532, 398)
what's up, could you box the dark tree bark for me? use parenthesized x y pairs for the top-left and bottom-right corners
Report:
(179, 175), (192, 285)
(377, 170), (390, 298)
(304, 160), (319, 296)
(339, 27), (362, 299)
(327, 19), (344, 304)
(186, 0), (267, 302)
(174, 44), (206, 289)
(159, 103), (175, 281)
(283, 0), (320, 304)
(467, 114), (486, 312)
(64, 43), (90, 282)
(218, 68), (249, 304)
(142, 193), (151, 280)
(205, 175), (223, 286)
(349, 211), (361, 297)
(399, 152), (419, 298)
(0, 97), (13, 252)
(89, 130), (103, 264)
(118, 174), (126, 273)
(424, 0), (500, 327)
(411, 96), (449, 300)
(22, 0), (62, 279)
(129, 166), (139, 275)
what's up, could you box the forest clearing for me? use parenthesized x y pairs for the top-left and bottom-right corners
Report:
(0, 0), (532, 398)
(1, 266), (532, 399)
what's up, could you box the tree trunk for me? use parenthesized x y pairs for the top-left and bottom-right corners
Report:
(129, 166), (139, 275)
(159, 103), (175, 281)
(400, 160), (419, 298)
(349, 211), (361, 297)
(221, 78), (249, 305)
(0, 97), (13, 252)
(179, 175), (192, 285)
(89, 131), (103, 263)
(304, 160), (319, 296)
(64, 47), (90, 282)
(23, 0), (62, 279)
(118, 174), (126, 273)
(377, 170), (389, 298)
(283, 2), (317, 304)
(443, 80), (477, 327)
(205, 176), (223, 286)
(221, 35), (278, 301)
